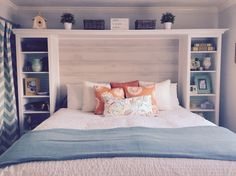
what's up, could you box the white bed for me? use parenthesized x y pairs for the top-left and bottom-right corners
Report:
(1, 107), (236, 176)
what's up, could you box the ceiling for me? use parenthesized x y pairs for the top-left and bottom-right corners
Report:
(9, 0), (229, 7)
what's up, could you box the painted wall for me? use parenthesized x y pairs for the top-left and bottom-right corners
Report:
(219, 5), (236, 132)
(14, 7), (218, 29)
(0, 1), (16, 21)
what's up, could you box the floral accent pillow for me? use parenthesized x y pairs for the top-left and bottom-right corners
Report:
(102, 94), (153, 117)
(124, 85), (158, 113)
(94, 86), (125, 115)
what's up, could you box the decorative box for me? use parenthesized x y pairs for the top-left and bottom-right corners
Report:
(110, 18), (129, 30)
(135, 20), (156, 30)
(83, 20), (105, 30)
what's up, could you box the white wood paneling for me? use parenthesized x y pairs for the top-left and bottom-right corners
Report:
(59, 38), (179, 98)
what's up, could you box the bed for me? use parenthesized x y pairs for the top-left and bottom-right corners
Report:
(1, 106), (236, 176)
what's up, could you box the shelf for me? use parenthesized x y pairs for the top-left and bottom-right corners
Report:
(190, 70), (216, 73)
(21, 72), (49, 74)
(23, 110), (50, 114)
(190, 94), (216, 96)
(21, 51), (48, 54)
(191, 109), (215, 112)
(191, 51), (217, 54)
(23, 95), (49, 98)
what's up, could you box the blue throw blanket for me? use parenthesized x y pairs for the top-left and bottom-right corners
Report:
(1, 126), (236, 168)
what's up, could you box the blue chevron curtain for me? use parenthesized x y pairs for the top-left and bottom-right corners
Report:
(0, 19), (19, 154)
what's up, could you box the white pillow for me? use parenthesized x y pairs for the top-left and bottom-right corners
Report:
(82, 81), (111, 112)
(139, 80), (172, 110)
(170, 83), (180, 108)
(67, 84), (83, 110)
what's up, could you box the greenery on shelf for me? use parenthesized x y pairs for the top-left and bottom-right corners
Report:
(60, 13), (75, 24)
(161, 12), (175, 24)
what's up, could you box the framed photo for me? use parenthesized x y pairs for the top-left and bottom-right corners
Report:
(24, 78), (40, 95)
(110, 18), (129, 30)
(194, 74), (212, 94)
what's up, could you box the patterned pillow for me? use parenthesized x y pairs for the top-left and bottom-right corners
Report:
(102, 94), (153, 117)
(110, 80), (139, 89)
(94, 86), (125, 115)
(124, 85), (158, 113)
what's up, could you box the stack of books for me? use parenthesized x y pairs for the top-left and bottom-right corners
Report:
(192, 43), (215, 51)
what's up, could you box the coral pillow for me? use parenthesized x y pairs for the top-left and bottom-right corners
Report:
(94, 86), (125, 115)
(124, 85), (158, 113)
(110, 80), (139, 89)
(102, 94), (153, 117)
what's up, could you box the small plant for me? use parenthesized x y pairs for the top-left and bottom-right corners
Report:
(161, 12), (175, 24)
(60, 13), (75, 24)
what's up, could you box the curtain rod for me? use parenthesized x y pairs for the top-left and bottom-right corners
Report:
(0, 16), (20, 28)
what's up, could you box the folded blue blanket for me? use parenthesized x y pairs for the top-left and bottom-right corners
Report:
(1, 126), (236, 168)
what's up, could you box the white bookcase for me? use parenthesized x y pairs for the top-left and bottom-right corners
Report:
(15, 34), (59, 135)
(181, 34), (222, 125)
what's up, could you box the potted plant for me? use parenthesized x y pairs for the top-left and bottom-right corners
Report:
(160, 12), (175, 29)
(60, 13), (75, 30)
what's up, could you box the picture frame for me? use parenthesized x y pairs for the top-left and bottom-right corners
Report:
(194, 74), (212, 94)
(110, 18), (129, 30)
(24, 78), (40, 95)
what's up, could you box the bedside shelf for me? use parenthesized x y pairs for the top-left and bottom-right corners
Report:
(23, 95), (49, 98)
(190, 71), (216, 73)
(191, 51), (217, 54)
(191, 109), (215, 112)
(23, 110), (50, 114)
(21, 51), (48, 54)
(190, 94), (216, 97)
(21, 72), (49, 74)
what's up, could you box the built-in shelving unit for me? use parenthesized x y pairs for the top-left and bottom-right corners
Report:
(13, 29), (226, 130)
(15, 34), (59, 135)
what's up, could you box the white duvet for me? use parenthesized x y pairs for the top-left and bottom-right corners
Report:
(1, 107), (236, 176)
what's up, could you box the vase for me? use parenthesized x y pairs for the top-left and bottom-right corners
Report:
(203, 57), (211, 70)
(164, 22), (172, 29)
(31, 58), (42, 72)
(64, 22), (72, 30)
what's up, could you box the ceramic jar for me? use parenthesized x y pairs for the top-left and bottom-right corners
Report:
(31, 58), (42, 72)
(203, 57), (211, 70)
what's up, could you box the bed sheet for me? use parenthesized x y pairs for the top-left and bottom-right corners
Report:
(35, 106), (214, 131)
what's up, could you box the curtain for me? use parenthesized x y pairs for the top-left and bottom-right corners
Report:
(0, 19), (19, 154)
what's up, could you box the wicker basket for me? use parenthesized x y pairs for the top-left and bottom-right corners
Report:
(83, 20), (105, 30)
(135, 20), (156, 30)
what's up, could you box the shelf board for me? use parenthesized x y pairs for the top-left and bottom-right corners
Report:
(23, 95), (49, 98)
(23, 110), (50, 114)
(191, 109), (215, 112)
(21, 51), (48, 54)
(21, 72), (49, 74)
(191, 51), (217, 54)
(190, 70), (216, 73)
(190, 93), (216, 96)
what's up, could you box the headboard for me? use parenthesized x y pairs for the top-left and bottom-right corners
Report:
(58, 37), (179, 99)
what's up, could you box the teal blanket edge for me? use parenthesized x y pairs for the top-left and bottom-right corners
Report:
(1, 126), (236, 168)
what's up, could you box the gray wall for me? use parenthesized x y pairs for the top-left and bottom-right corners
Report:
(219, 5), (236, 132)
(14, 7), (218, 29)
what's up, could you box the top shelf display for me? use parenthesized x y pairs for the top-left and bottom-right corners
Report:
(21, 38), (48, 52)
(191, 37), (217, 52)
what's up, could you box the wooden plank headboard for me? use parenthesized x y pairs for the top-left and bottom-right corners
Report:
(59, 37), (179, 99)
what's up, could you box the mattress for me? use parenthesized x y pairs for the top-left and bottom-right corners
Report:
(1, 107), (236, 176)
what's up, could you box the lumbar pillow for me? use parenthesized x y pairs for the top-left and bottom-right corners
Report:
(94, 86), (125, 115)
(139, 80), (172, 110)
(124, 85), (157, 113)
(110, 80), (139, 89)
(102, 94), (153, 117)
(82, 81), (111, 112)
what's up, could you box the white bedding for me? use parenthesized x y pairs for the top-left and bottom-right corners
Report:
(1, 107), (236, 176)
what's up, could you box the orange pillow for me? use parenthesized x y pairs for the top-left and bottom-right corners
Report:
(110, 80), (139, 89)
(124, 85), (158, 113)
(94, 86), (125, 115)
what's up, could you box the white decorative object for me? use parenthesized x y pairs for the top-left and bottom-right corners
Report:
(110, 18), (129, 30)
(164, 22), (172, 29)
(32, 13), (47, 29)
(203, 57), (211, 70)
(64, 22), (72, 30)
(31, 58), (42, 72)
